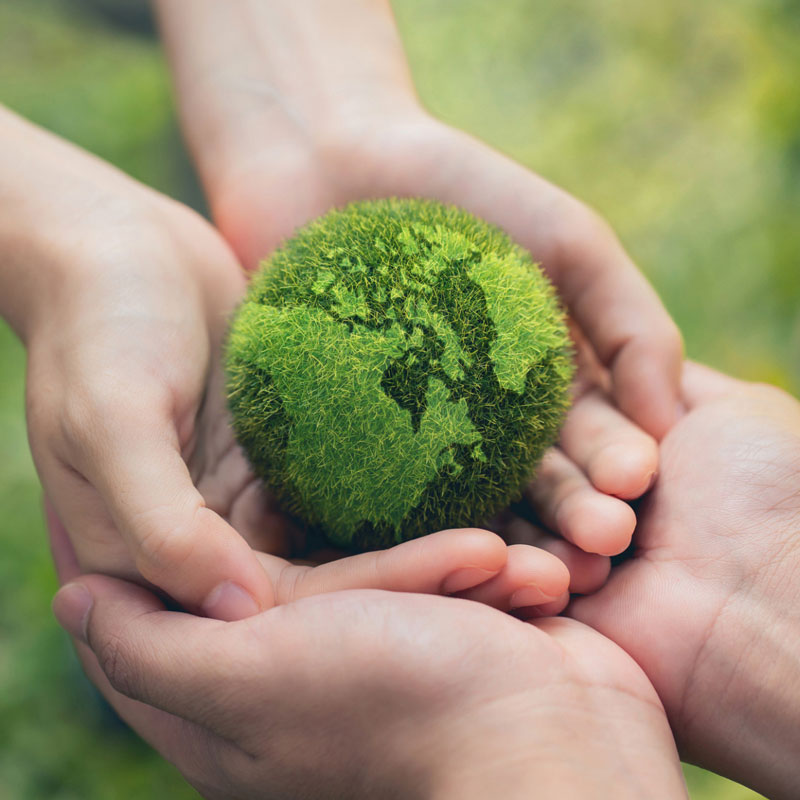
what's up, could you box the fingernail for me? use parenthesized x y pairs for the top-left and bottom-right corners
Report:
(441, 567), (497, 594)
(509, 584), (560, 609)
(644, 470), (657, 492)
(202, 581), (260, 621)
(53, 582), (93, 644)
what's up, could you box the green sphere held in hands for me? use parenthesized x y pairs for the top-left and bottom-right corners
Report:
(226, 198), (574, 551)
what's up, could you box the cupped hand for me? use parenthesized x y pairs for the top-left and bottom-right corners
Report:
(12, 111), (573, 621)
(50, 525), (687, 800)
(571, 362), (800, 798)
(207, 109), (667, 568)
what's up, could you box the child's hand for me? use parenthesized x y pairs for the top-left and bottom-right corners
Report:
(4, 108), (577, 620)
(156, 1), (678, 579)
(496, 334), (660, 599)
(21, 156), (571, 620)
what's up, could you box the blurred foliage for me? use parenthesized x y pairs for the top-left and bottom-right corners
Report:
(398, 0), (800, 393)
(1, 0), (796, 797)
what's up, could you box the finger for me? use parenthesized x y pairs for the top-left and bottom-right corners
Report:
(538, 538), (611, 596)
(46, 502), (213, 761)
(426, 132), (683, 438)
(681, 360), (743, 408)
(73, 637), (208, 768)
(66, 398), (273, 620)
(526, 449), (636, 556)
(227, 479), (295, 558)
(559, 389), (659, 500)
(456, 544), (570, 612)
(52, 576), (233, 723)
(255, 528), (509, 604)
(515, 590), (570, 619)
(44, 497), (81, 584)
(502, 516), (611, 596)
(568, 320), (611, 398)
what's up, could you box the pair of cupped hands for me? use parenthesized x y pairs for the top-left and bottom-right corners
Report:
(11, 101), (799, 798)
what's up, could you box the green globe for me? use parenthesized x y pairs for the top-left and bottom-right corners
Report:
(226, 198), (574, 550)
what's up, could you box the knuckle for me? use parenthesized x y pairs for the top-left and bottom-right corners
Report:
(565, 201), (615, 251)
(96, 631), (139, 698)
(547, 198), (620, 280)
(274, 562), (312, 603)
(134, 511), (197, 577)
(656, 317), (685, 360)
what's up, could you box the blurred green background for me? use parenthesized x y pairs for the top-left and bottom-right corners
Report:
(1, 0), (796, 797)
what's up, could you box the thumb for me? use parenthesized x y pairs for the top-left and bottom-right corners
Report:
(256, 527), (509, 606)
(52, 576), (220, 775)
(72, 405), (273, 620)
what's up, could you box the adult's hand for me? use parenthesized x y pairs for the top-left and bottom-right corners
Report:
(3, 107), (575, 622)
(50, 535), (687, 799)
(572, 362), (800, 799)
(154, 0), (673, 562)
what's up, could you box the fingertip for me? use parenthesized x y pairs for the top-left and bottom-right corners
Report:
(429, 527), (508, 573)
(588, 440), (658, 500)
(454, 543), (568, 610)
(133, 507), (275, 620)
(614, 378), (677, 442)
(441, 566), (503, 595)
(201, 581), (262, 621)
(511, 543), (571, 597)
(53, 582), (93, 644)
(556, 491), (636, 556)
(540, 539), (611, 595)
(518, 590), (570, 619)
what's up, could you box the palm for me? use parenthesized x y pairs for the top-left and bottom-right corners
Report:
(184, 341), (286, 554)
(62, 583), (679, 800)
(571, 364), (800, 754)
(213, 116), (581, 274)
(133, 208), (297, 564)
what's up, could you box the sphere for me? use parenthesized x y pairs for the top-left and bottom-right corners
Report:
(226, 198), (574, 550)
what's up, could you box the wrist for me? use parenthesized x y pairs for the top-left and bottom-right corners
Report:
(678, 574), (800, 799)
(154, 0), (423, 208)
(207, 106), (440, 269)
(425, 687), (685, 800)
(0, 105), (179, 342)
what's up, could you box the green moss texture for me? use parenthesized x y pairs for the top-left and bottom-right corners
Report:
(226, 198), (574, 549)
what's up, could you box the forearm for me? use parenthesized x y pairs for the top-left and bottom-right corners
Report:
(153, 0), (419, 200)
(0, 106), (71, 339)
(0, 106), (153, 341)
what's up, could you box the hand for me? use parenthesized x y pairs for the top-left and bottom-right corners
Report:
(572, 362), (800, 799)
(50, 522), (687, 800)
(156, 0), (674, 570)
(0, 107), (264, 618)
(6, 107), (574, 620)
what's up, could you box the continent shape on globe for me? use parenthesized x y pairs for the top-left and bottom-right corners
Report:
(226, 199), (573, 550)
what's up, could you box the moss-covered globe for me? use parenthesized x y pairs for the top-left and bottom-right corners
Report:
(226, 198), (574, 550)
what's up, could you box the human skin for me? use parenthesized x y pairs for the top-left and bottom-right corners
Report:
(0, 104), (601, 621)
(153, 0), (675, 557)
(49, 514), (688, 800)
(152, 0), (684, 438)
(572, 363), (800, 799)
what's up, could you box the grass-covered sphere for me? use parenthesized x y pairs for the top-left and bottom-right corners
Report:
(226, 198), (574, 550)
